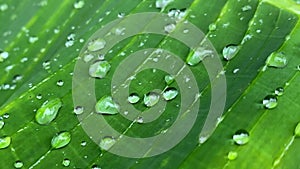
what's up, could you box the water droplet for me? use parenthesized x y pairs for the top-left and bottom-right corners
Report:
(95, 96), (119, 114)
(199, 136), (208, 144)
(136, 116), (144, 123)
(144, 92), (160, 107)
(91, 164), (101, 169)
(0, 136), (11, 149)
(233, 68), (240, 74)
(36, 94), (42, 100)
(222, 45), (239, 60)
(83, 54), (94, 63)
(164, 75), (174, 85)
(262, 95), (278, 109)
(155, 0), (173, 9)
(164, 23), (176, 33)
(117, 12), (125, 18)
(62, 158), (71, 167)
(35, 98), (62, 125)
(74, 1), (84, 9)
(87, 38), (106, 52)
(74, 106), (84, 115)
(14, 161), (23, 168)
(99, 136), (116, 150)
(56, 80), (64, 87)
(241, 5), (252, 11)
(294, 122), (300, 137)
(208, 23), (217, 31)
(233, 129), (249, 145)
(266, 52), (287, 68)
(227, 151), (238, 160)
(0, 4), (8, 11)
(89, 61), (111, 78)
(51, 131), (71, 149)
(81, 141), (87, 146)
(0, 120), (4, 129)
(127, 93), (140, 104)
(163, 88), (178, 101)
(0, 50), (9, 62)
(274, 87), (284, 96)
(186, 47), (213, 66)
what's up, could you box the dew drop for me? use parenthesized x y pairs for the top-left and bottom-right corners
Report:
(186, 47), (213, 66)
(155, 0), (173, 9)
(0, 4), (8, 11)
(136, 116), (144, 123)
(81, 141), (87, 147)
(29, 36), (38, 44)
(227, 151), (238, 160)
(51, 131), (71, 149)
(95, 96), (119, 114)
(36, 94), (42, 100)
(164, 23), (176, 33)
(144, 92), (160, 107)
(87, 38), (106, 52)
(74, 1), (84, 9)
(128, 93), (140, 104)
(91, 164), (101, 169)
(274, 87), (284, 96)
(74, 106), (84, 115)
(89, 61), (111, 78)
(233, 129), (249, 145)
(83, 54), (94, 63)
(262, 95), (278, 109)
(62, 158), (71, 167)
(35, 98), (62, 125)
(99, 136), (116, 150)
(241, 5), (252, 11)
(164, 75), (174, 85)
(0, 136), (11, 149)
(0, 50), (9, 62)
(222, 45), (239, 60)
(163, 88), (178, 101)
(266, 52), (287, 68)
(14, 161), (23, 168)
(56, 80), (64, 87)
(208, 23), (217, 31)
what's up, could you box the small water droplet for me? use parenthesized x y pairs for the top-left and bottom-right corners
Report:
(274, 87), (284, 96)
(262, 95), (278, 109)
(36, 94), (42, 100)
(0, 136), (11, 149)
(233, 68), (240, 74)
(117, 12), (125, 18)
(0, 120), (4, 129)
(29, 36), (38, 44)
(99, 136), (116, 150)
(144, 92), (160, 107)
(127, 93), (140, 104)
(208, 23), (217, 31)
(95, 96), (119, 114)
(62, 158), (71, 167)
(89, 61), (111, 78)
(294, 122), (300, 137)
(0, 50), (9, 62)
(241, 5), (252, 11)
(136, 116), (144, 123)
(81, 141), (87, 146)
(186, 47), (213, 66)
(74, 1), (84, 9)
(199, 136), (208, 144)
(35, 98), (62, 125)
(155, 0), (173, 9)
(163, 88), (178, 101)
(91, 164), (101, 169)
(14, 161), (23, 168)
(83, 54), (94, 63)
(164, 75), (174, 85)
(222, 45), (239, 60)
(233, 129), (249, 145)
(227, 151), (238, 160)
(74, 106), (84, 115)
(87, 38), (106, 52)
(0, 4), (8, 11)
(266, 52), (287, 68)
(51, 131), (71, 149)
(164, 23), (176, 33)
(56, 80), (64, 87)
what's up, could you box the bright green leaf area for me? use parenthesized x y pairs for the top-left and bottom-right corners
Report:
(0, 0), (300, 168)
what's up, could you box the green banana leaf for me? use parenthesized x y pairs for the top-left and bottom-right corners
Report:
(1, 0), (300, 168)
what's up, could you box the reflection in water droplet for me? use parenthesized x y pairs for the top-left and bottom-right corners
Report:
(266, 52), (287, 68)
(227, 151), (238, 160)
(0, 136), (11, 149)
(186, 47), (213, 66)
(74, 106), (84, 115)
(262, 95), (278, 109)
(14, 161), (23, 168)
(128, 93), (140, 104)
(35, 98), (62, 125)
(233, 129), (249, 145)
(222, 45), (239, 60)
(164, 75), (174, 85)
(144, 92), (160, 107)
(87, 38), (106, 52)
(163, 88), (178, 101)
(99, 136), (116, 150)
(274, 87), (284, 96)
(62, 158), (71, 167)
(95, 96), (119, 114)
(89, 61), (111, 78)
(51, 131), (71, 149)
